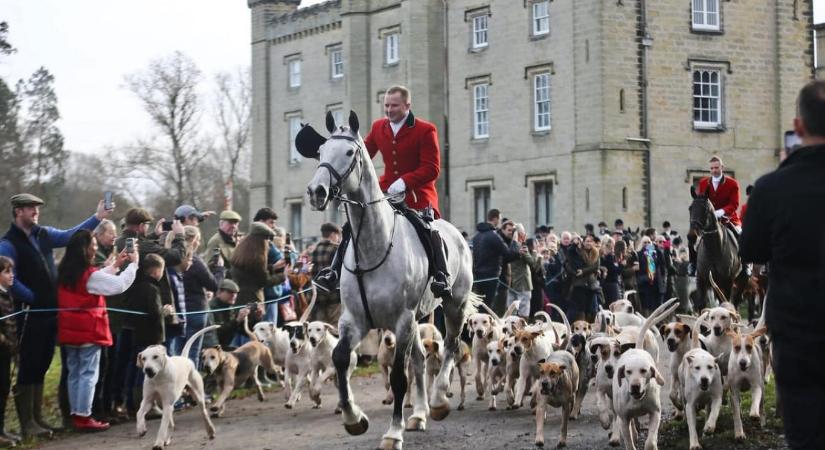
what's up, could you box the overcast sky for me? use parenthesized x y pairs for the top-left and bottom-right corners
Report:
(1, 0), (822, 156)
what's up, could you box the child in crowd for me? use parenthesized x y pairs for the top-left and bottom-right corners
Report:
(0, 256), (19, 445)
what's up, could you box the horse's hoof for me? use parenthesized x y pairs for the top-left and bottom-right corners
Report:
(405, 416), (426, 431)
(344, 416), (370, 436)
(488, 406), (496, 411)
(379, 437), (402, 450)
(430, 404), (450, 421)
(334, 407), (342, 415)
(284, 403), (292, 409)
(476, 396), (484, 401)
(556, 440), (567, 448)
(457, 404), (465, 411)
(569, 414), (577, 421)
(382, 399), (393, 405)
(535, 441), (544, 448)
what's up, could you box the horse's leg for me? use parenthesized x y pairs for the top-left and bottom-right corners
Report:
(381, 313), (415, 450)
(335, 321), (368, 435)
(430, 296), (462, 421)
(405, 319), (428, 432)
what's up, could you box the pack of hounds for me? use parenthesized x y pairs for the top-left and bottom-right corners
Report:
(133, 286), (772, 450)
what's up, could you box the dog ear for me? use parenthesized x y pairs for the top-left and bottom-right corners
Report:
(136, 351), (144, 369)
(731, 311), (741, 323)
(683, 324), (692, 335)
(616, 365), (625, 387)
(651, 366), (665, 386)
(686, 355), (694, 365)
(324, 323), (339, 336)
(620, 342), (635, 354)
(213, 345), (222, 351)
(589, 343), (602, 355)
(658, 325), (667, 336)
(750, 326), (768, 339)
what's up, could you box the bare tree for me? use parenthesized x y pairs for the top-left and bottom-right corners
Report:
(123, 51), (210, 206)
(213, 68), (250, 210)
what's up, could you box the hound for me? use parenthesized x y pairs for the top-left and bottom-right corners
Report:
(485, 338), (508, 411)
(307, 320), (356, 411)
(609, 290), (637, 314)
(502, 335), (520, 408)
(471, 302), (519, 400)
(422, 338), (471, 411)
(136, 325), (218, 450)
(244, 318), (289, 383)
(405, 315), (444, 408)
(568, 332), (592, 420)
(587, 335), (623, 446)
(678, 312), (724, 450)
(726, 326), (768, 440)
(201, 340), (278, 417)
(283, 321), (313, 408)
(512, 304), (571, 409)
(703, 305), (740, 379)
(534, 350), (579, 448)
(612, 299), (679, 450)
(660, 318), (700, 420)
(378, 329), (397, 405)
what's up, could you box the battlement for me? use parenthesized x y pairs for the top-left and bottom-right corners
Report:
(267, 0), (342, 42)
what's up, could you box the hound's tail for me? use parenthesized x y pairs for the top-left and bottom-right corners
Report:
(708, 272), (729, 304)
(692, 311), (709, 350)
(298, 284), (318, 323)
(636, 298), (680, 350)
(477, 299), (519, 324)
(623, 290), (637, 301)
(545, 303), (572, 351)
(181, 324), (221, 360)
(244, 315), (261, 342)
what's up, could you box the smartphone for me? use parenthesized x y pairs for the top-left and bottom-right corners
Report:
(103, 191), (113, 210)
(784, 130), (801, 157)
(285, 233), (292, 245)
(161, 219), (173, 232)
(125, 238), (135, 254)
(247, 302), (258, 312)
(212, 247), (221, 257)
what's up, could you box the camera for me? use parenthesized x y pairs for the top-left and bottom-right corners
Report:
(247, 302), (258, 312)
(161, 219), (173, 232)
(125, 238), (136, 254)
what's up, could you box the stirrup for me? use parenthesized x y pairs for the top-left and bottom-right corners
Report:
(430, 272), (451, 298)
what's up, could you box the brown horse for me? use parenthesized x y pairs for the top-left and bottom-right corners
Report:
(688, 186), (743, 311)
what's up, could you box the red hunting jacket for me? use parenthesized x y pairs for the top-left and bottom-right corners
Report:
(698, 175), (741, 226)
(364, 112), (441, 217)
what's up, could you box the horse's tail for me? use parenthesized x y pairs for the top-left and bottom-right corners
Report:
(708, 272), (729, 304)
(298, 284), (318, 323)
(462, 292), (484, 321)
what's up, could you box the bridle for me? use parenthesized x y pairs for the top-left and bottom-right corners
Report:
(317, 134), (363, 200)
(690, 198), (719, 236)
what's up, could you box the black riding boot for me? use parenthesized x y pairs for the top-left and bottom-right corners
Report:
(429, 229), (452, 299)
(313, 223), (351, 292)
(687, 234), (698, 277)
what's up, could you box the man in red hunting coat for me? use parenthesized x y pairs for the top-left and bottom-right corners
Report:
(697, 155), (742, 231)
(315, 85), (451, 298)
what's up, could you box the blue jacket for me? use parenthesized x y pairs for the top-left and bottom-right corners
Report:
(0, 215), (100, 308)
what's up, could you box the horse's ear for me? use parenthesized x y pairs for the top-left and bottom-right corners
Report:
(690, 185), (697, 199)
(348, 110), (360, 134)
(295, 123), (326, 159)
(325, 111), (336, 134)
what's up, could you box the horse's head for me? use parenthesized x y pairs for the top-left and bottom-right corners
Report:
(689, 185), (715, 233)
(297, 110), (364, 211)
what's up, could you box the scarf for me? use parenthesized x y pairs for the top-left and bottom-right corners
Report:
(645, 244), (656, 284)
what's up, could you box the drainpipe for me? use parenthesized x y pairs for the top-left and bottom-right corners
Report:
(265, 42), (273, 206)
(442, 0), (450, 218)
(639, 0), (652, 227)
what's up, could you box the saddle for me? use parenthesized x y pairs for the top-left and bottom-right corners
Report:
(389, 200), (441, 279)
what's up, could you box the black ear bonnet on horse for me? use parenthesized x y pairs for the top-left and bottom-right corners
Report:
(295, 110), (361, 160)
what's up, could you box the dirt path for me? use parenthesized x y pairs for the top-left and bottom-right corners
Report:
(37, 368), (654, 450)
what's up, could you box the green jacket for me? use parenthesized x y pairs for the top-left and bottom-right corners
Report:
(205, 231), (237, 277)
(231, 265), (285, 304)
(510, 250), (537, 292)
(209, 297), (241, 349)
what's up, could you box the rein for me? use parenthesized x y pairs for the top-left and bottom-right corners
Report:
(315, 134), (405, 329)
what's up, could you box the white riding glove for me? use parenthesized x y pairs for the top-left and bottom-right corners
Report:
(388, 178), (406, 195)
(714, 209), (725, 219)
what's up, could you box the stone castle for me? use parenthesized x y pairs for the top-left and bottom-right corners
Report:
(247, 0), (813, 245)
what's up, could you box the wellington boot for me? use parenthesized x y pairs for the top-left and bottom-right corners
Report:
(13, 385), (53, 440)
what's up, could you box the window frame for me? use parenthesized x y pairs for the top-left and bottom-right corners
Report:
(691, 0), (721, 32)
(472, 185), (491, 226)
(288, 58), (301, 88)
(288, 201), (303, 251)
(472, 14), (489, 49)
(691, 67), (724, 130)
(472, 83), (490, 139)
(533, 181), (554, 230)
(385, 33), (400, 65)
(287, 114), (303, 164)
(532, 1), (550, 36)
(533, 72), (551, 132)
(330, 48), (344, 79)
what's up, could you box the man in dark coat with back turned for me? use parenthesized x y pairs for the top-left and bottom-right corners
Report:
(0, 194), (111, 438)
(739, 80), (825, 450)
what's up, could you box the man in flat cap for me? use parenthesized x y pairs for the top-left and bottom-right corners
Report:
(205, 210), (242, 278)
(0, 193), (113, 438)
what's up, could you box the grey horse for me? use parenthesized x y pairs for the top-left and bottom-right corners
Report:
(299, 111), (479, 450)
(688, 185), (743, 311)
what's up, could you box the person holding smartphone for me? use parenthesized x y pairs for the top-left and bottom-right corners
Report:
(205, 210), (242, 278)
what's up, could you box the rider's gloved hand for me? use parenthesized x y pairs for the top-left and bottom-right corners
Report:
(714, 209), (725, 219)
(388, 178), (406, 195)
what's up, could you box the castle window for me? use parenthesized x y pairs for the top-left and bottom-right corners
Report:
(472, 14), (489, 49)
(534, 72), (551, 131)
(288, 59), (301, 88)
(532, 1), (550, 36)
(331, 49), (344, 78)
(473, 186), (491, 225)
(534, 181), (554, 229)
(287, 114), (302, 164)
(386, 33), (400, 65)
(692, 68), (723, 129)
(692, 0), (720, 32)
(473, 83), (490, 139)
